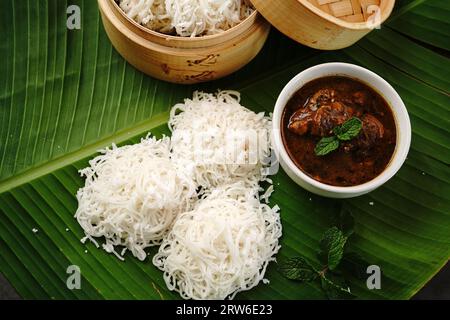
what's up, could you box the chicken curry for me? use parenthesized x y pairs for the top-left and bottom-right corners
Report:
(281, 76), (397, 187)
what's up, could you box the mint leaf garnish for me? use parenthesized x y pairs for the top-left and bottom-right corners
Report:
(333, 117), (362, 141)
(278, 257), (318, 281)
(279, 221), (363, 299)
(314, 136), (339, 156)
(318, 227), (347, 270)
(314, 117), (362, 156)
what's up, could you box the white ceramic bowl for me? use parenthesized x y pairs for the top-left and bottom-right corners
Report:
(272, 63), (411, 198)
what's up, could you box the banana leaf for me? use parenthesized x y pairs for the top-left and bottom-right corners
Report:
(0, 0), (449, 300)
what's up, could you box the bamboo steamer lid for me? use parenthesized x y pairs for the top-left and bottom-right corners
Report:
(249, 0), (395, 50)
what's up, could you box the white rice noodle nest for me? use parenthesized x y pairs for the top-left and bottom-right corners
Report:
(75, 135), (197, 261)
(153, 181), (282, 300)
(118, 0), (254, 37)
(169, 90), (272, 190)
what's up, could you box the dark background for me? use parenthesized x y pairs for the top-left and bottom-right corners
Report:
(1, 261), (448, 300)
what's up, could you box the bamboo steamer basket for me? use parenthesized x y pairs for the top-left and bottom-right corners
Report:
(98, 0), (270, 84)
(250, 0), (395, 50)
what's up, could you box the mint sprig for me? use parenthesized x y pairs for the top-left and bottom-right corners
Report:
(278, 211), (368, 300)
(278, 257), (318, 281)
(314, 117), (362, 156)
(318, 227), (347, 271)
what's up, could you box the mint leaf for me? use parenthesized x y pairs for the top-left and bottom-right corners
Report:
(333, 117), (362, 141)
(278, 257), (318, 281)
(318, 227), (347, 270)
(314, 136), (339, 156)
(321, 274), (355, 300)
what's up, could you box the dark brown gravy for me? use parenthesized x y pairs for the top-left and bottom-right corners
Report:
(281, 76), (397, 187)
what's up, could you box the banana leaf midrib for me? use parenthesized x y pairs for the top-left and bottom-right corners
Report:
(0, 112), (169, 193)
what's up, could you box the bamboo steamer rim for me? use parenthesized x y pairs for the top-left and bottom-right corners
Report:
(108, 0), (259, 44)
(250, 0), (396, 31)
(105, 10), (268, 57)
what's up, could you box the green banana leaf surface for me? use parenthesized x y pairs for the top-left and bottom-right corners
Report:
(0, 0), (449, 300)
